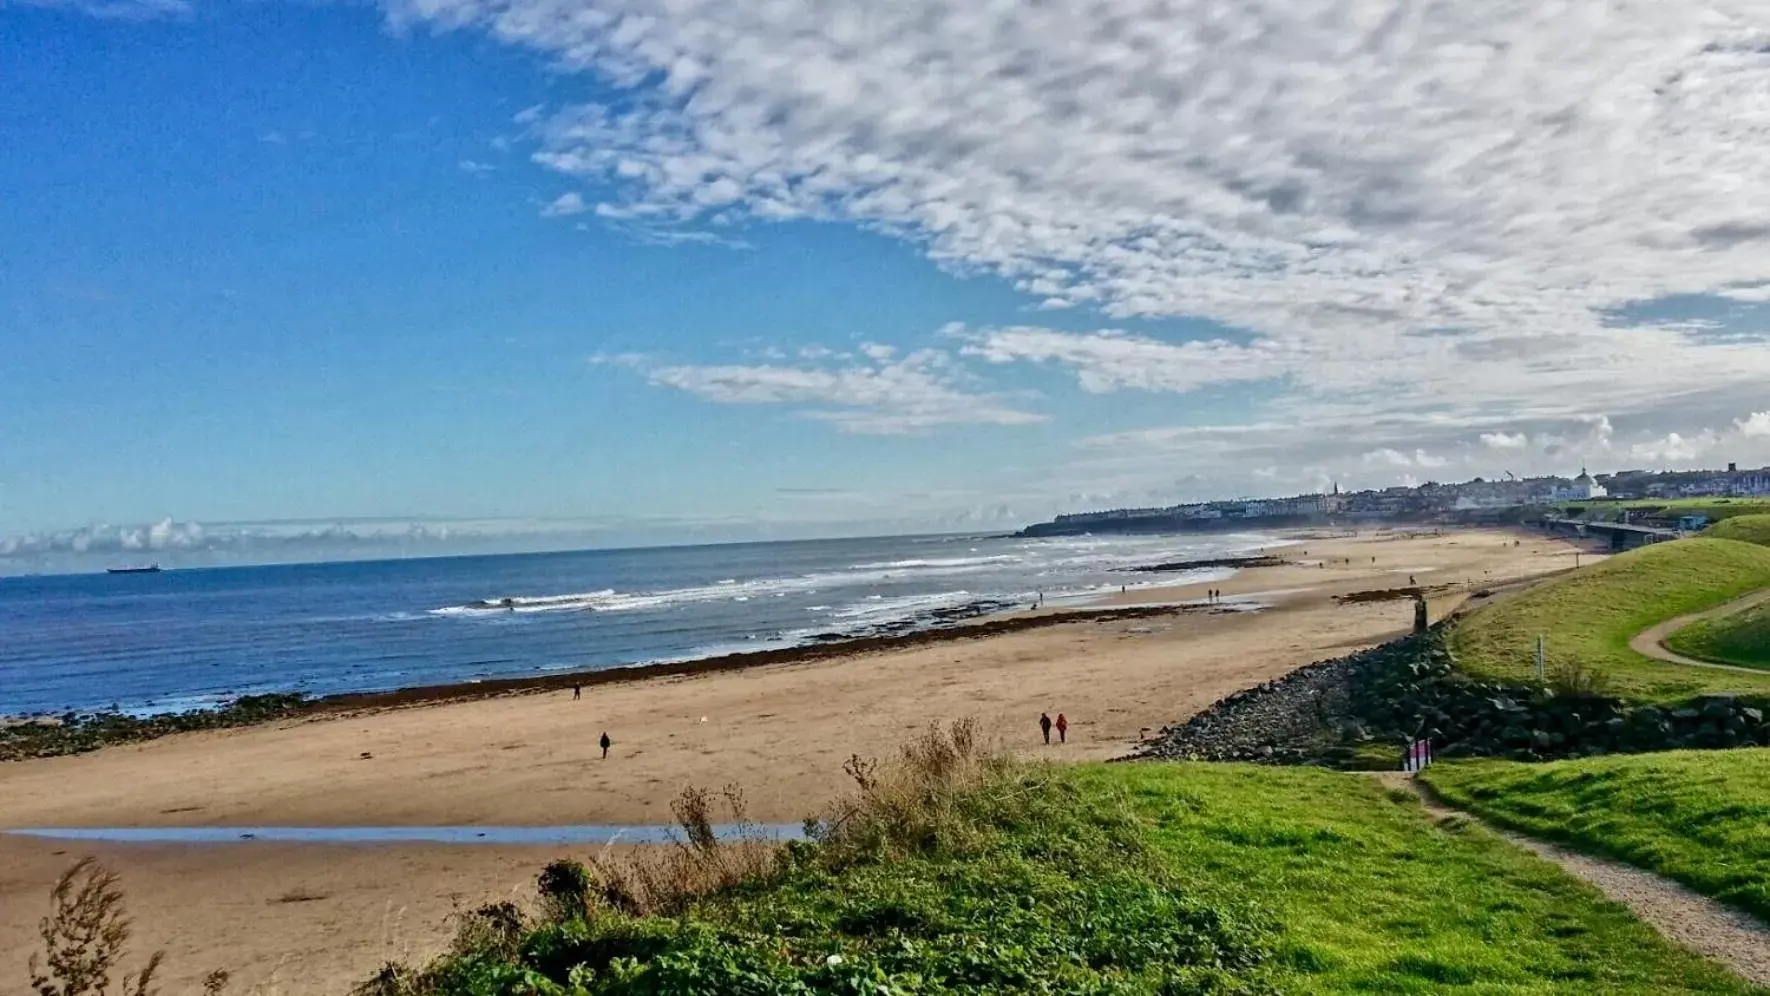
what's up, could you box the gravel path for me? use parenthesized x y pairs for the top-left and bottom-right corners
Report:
(1381, 773), (1770, 987)
(1630, 588), (1770, 673)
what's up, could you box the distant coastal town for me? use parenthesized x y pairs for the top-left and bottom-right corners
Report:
(1020, 461), (1770, 537)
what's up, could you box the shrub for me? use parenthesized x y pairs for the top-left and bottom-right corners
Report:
(535, 861), (592, 923)
(365, 720), (1275, 994)
(28, 858), (165, 996)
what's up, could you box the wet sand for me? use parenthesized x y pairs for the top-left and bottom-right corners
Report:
(0, 527), (1587, 993)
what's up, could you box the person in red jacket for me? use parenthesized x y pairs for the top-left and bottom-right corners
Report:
(1055, 713), (1069, 744)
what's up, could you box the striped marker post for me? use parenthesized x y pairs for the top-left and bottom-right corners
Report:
(1402, 738), (1434, 773)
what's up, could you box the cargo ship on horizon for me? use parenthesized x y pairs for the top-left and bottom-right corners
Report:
(106, 563), (163, 574)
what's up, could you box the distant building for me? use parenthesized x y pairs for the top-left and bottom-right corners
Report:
(1553, 469), (1607, 501)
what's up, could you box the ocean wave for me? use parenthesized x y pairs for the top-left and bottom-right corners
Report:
(846, 554), (1017, 571)
(827, 589), (981, 623)
(431, 531), (1284, 621)
(434, 572), (844, 617)
(433, 556), (1019, 619)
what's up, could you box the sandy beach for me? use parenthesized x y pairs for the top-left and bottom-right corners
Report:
(0, 527), (1587, 992)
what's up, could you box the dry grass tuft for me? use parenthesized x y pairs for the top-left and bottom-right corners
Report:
(1549, 658), (1615, 699)
(585, 784), (778, 915)
(814, 717), (1015, 862)
(577, 718), (1009, 916)
(28, 857), (167, 996)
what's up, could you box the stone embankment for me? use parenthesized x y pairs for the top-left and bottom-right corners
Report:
(1139, 626), (1770, 766)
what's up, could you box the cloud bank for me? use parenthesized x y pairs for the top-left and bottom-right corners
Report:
(600, 347), (1044, 434)
(6, 0), (190, 19)
(374, 0), (1770, 490)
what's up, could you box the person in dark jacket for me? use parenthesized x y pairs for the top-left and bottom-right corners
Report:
(599, 731), (611, 759)
(1038, 713), (1053, 745)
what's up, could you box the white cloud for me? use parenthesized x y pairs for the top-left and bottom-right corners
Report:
(8, 0), (189, 18)
(1629, 430), (1721, 464)
(627, 349), (1045, 434)
(1718, 284), (1770, 303)
(1361, 448), (1446, 469)
(540, 191), (588, 217)
(1480, 432), (1530, 450)
(1737, 411), (1770, 438)
(459, 159), (497, 174)
(387, 0), (1770, 433)
(959, 326), (1284, 394)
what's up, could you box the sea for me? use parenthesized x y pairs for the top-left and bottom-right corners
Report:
(0, 530), (1278, 717)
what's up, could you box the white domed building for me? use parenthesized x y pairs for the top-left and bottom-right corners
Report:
(1553, 469), (1607, 501)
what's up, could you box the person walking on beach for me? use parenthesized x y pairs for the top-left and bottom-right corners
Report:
(599, 731), (611, 759)
(572, 683), (581, 701)
(1039, 713), (1053, 745)
(1055, 713), (1069, 744)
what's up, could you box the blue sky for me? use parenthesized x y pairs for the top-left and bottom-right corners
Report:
(6, 0), (1770, 569)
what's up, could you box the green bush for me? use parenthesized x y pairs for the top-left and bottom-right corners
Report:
(364, 723), (1275, 995)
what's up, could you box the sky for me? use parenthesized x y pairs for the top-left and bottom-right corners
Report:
(5, 0), (1770, 569)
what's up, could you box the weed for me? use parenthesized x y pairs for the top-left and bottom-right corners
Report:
(1549, 658), (1614, 699)
(28, 857), (165, 996)
(584, 783), (777, 915)
(535, 860), (591, 923)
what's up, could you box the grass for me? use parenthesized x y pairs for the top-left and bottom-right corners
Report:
(1424, 749), (1770, 924)
(1449, 537), (1770, 703)
(362, 723), (1278, 994)
(1560, 498), (1770, 523)
(1667, 598), (1770, 671)
(357, 725), (1758, 994)
(1103, 764), (1757, 994)
(1709, 515), (1770, 547)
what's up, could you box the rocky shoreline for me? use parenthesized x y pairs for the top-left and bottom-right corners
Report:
(1136, 624), (1770, 768)
(2, 600), (1210, 763)
(1123, 555), (1289, 573)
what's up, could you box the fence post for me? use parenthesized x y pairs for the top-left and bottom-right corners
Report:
(1535, 635), (1546, 681)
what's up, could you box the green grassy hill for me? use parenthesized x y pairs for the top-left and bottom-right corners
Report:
(1708, 514), (1770, 547)
(1424, 749), (1770, 923)
(1449, 537), (1770, 702)
(1666, 599), (1770, 670)
(1560, 498), (1770, 523)
(368, 740), (1755, 994)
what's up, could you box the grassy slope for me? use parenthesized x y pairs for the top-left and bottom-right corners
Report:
(1424, 750), (1770, 924)
(1668, 600), (1770, 670)
(1710, 515), (1770, 547)
(1562, 498), (1770, 523)
(401, 762), (1758, 994)
(1103, 764), (1756, 994)
(1449, 537), (1770, 702)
